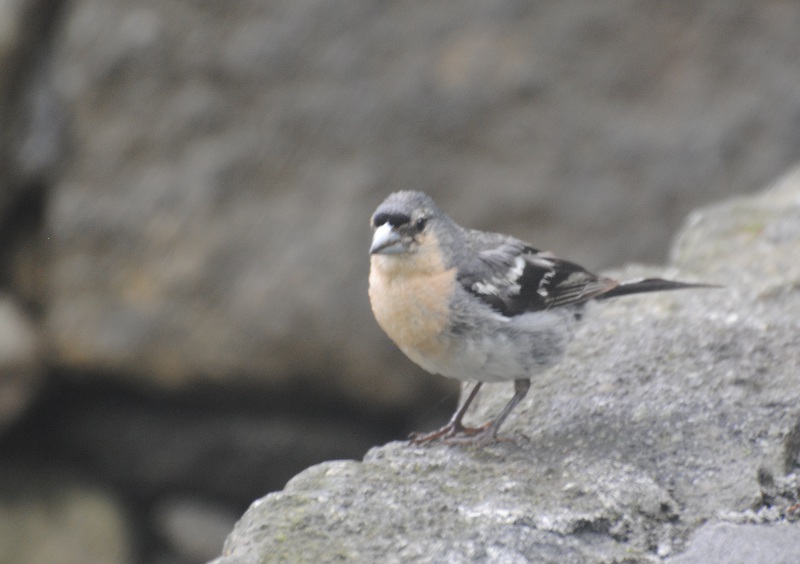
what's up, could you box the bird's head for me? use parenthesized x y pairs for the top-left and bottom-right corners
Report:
(369, 191), (442, 256)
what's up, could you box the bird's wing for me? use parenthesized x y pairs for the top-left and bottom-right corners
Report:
(457, 239), (617, 316)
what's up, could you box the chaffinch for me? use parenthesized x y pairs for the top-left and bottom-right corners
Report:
(368, 190), (713, 445)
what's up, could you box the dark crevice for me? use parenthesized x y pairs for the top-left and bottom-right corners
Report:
(783, 419), (800, 474)
(0, 0), (68, 313)
(0, 372), (416, 499)
(0, 372), (421, 564)
(0, 181), (48, 315)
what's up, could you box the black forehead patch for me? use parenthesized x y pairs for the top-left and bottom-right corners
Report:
(372, 211), (411, 227)
(372, 191), (440, 226)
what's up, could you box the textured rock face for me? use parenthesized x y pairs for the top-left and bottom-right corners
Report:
(212, 171), (800, 563)
(670, 522), (800, 564)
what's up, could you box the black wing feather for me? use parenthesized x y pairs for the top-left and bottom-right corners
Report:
(457, 243), (617, 317)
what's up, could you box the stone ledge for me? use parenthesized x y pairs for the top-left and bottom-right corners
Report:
(211, 168), (800, 563)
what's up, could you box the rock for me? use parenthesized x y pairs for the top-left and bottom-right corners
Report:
(214, 449), (675, 563)
(152, 497), (239, 564)
(672, 163), (800, 289)
(0, 463), (133, 564)
(44, 0), (800, 411)
(0, 294), (41, 434)
(669, 522), (800, 564)
(212, 167), (800, 562)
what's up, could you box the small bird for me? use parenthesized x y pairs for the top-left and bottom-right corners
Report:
(368, 190), (713, 445)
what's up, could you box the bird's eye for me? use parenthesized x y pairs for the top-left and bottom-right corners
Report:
(414, 217), (427, 231)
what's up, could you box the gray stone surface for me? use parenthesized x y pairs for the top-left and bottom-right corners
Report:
(43, 0), (800, 408)
(670, 522), (800, 564)
(212, 169), (800, 562)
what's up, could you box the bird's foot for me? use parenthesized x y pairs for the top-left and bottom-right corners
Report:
(409, 421), (492, 445)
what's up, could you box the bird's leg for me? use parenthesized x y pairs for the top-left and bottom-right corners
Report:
(488, 378), (530, 436)
(443, 378), (531, 445)
(409, 382), (484, 444)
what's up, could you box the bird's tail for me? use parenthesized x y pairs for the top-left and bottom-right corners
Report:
(597, 278), (719, 300)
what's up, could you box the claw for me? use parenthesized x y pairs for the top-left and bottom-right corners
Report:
(409, 421), (487, 444)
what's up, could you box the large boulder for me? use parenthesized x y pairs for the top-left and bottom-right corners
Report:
(44, 0), (800, 412)
(212, 168), (800, 562)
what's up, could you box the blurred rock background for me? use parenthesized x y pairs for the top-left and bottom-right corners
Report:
(1, 1), (799, 562)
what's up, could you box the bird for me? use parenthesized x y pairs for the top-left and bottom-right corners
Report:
(368, 190), (714, 445)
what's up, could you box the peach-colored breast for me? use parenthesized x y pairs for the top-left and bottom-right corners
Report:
(368, 249), (456, 371)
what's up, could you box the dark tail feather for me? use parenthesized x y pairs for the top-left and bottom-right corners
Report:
(597, 278), (720, 300)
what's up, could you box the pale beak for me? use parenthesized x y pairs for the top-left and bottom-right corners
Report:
(370, 223), (404, 254)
